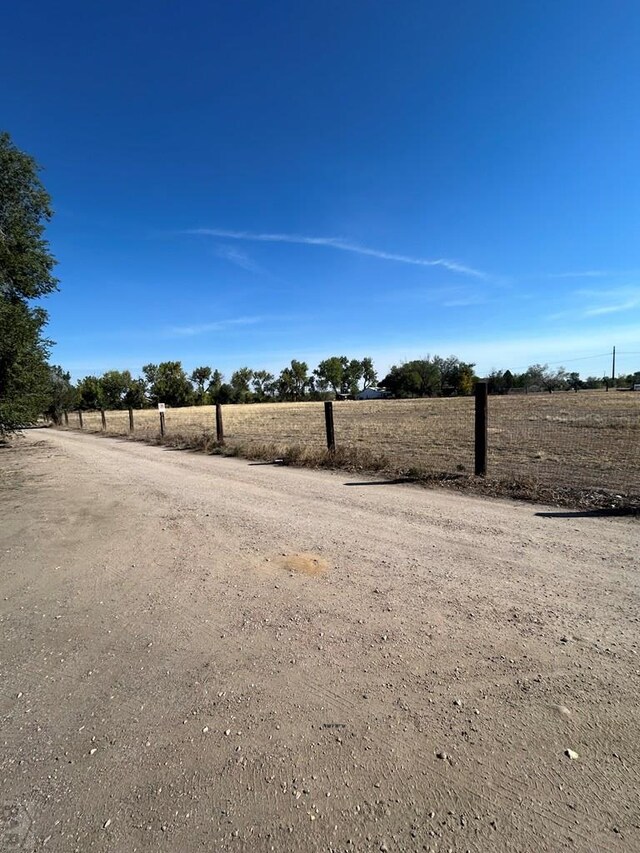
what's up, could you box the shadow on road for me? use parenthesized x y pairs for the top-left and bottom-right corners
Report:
(344, 478), (415, 487)
(535, 508), (637, 519)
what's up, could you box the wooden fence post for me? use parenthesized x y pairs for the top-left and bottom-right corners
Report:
(215, 403), (224, 445)
(78, 410), (83, 429)
(475, 381), (488, 476)
(100, 409), (107, 431)
(324, 401), (336, 452)
(128, 408), (134, 432)
(159, 411), (165, 437)
(63, 411), (69, 427)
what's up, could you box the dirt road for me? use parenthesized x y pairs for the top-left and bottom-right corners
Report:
(1, 430), (638, 852)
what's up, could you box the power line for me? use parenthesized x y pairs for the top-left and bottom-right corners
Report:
(510, 352), (611, 371)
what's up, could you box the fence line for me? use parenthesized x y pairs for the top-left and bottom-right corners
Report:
(62, 389), (639, 499)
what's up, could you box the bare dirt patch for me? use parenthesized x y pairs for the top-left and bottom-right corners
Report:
(277, 552), (329, 576)
(1, 430), (639, 852)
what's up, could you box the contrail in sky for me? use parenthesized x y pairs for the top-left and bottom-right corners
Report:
(188, 228), (487, 278)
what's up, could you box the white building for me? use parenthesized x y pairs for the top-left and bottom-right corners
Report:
(356, 387), (390, 400)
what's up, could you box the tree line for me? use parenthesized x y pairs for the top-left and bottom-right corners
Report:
(52, 355), (473, 412)
(46, 356), (640, 418)
(57, 357), (378, 411)
(485, 364), (640, 394)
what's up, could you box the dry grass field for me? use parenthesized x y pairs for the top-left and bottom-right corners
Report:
(66, 390), (639, 499)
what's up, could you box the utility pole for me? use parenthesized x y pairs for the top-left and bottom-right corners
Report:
(612, 345), (616, 387)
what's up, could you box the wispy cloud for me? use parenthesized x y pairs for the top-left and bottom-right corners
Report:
(188, 228), (487, 278)
(165, 316), (263, 337)
(214, 244), (264, 274)
(582, 295), (640, 316)
(548, 285), (640, 320)
(545, 269), (640, 279)
(546, 270), (616, 279)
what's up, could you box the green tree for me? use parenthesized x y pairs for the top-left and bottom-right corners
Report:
(381, 359), (441, 398)
(278, 360), (311, 401)
(142, 361), (193, 407)
(524, 364), (567, 393)
(502, 369), (514, 391)
(0, 132), (58, 432)
(207, 369), (224, 402)
(99, 370), (138, 409)
(345, 359), (364, 395)
(252, 370), (276, 402)
(230, 367), (254, 403)
(216, 383), (235, 404)
(434, 356), (476, 395)
(0, 303), (52, 428)
(314, 356), (348, 394)
(45, 365), (77, 422)
(123, 377), (147, 408)
(190, 366), (212, 404)
(76, 375), (104, 410)
(315, 356), (377, 395)
(361, 357), (377, 390)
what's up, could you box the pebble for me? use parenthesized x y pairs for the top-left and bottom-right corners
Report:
(225, 729), (231, 736)
(202, 726), (209, 734)
(436, 751), (448, 760)
(565, 749), (579, 760)
(103, 819), (111, 829)
(453, 699), (462, 706)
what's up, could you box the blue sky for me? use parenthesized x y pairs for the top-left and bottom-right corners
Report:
(2, 0), (639, 381)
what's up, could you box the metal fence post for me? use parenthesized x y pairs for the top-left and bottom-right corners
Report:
(78, 410), (83, 429)
(100, 409), (107, 431)
(475, 381), (488, 476)
(159, 411), (165, 437)
(128, 408), (134, 432)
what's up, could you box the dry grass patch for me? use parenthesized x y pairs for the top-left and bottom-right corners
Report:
(62, 391), (640, 505)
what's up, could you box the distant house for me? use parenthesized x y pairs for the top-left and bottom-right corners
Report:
(356, 387), (391, 401)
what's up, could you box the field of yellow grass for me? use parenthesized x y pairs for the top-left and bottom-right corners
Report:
(66, 391), (639, 497)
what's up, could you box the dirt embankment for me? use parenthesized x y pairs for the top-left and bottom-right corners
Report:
(1, 430), (639, 852)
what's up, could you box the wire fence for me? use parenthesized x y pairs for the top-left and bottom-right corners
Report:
(61, 390), (639, 499)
